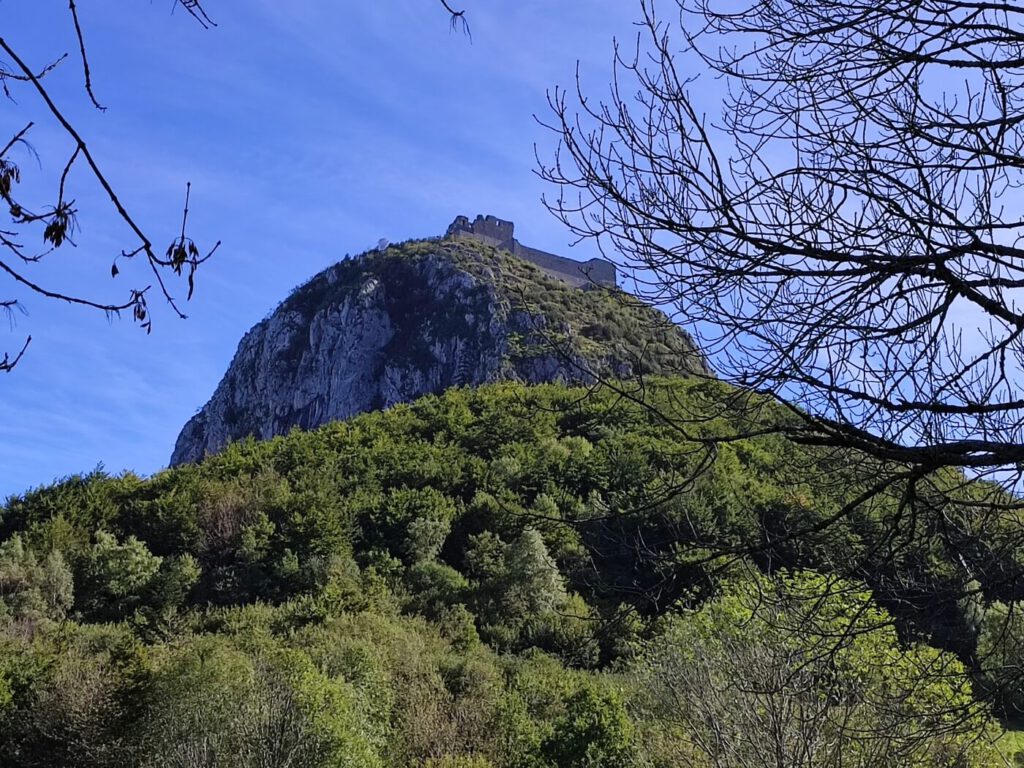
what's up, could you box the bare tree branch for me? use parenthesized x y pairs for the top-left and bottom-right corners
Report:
(0, 4), (216, 362)
(67, 0), (105, 111)
(541, 0), (1024, 484)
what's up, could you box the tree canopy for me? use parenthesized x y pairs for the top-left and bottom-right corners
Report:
(0, 379), (1019, 764)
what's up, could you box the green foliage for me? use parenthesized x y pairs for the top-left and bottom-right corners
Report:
(438, 238), (703, 377)
(978, 600), (1024, 716)
(404, 516), (452, 564)
(424, 757), (493, 768)
(273, 238), (704, 392)
(0, 379), (1016, 765)
(0, 623), (138, 767)
(79, 531), (162, 619)
(997, 728), (1024, 767)
(133, 634), (383, 767)
(499, 528), (567, 618)
(631, 572), (1000, 767)
(542, 684), (634, 768)
(0, 535), (73, 622)
(405, 560), (470, 619)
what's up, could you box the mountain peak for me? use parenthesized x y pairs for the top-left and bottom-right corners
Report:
(445, 213), (617, 288)
(170, 233), (704, 465)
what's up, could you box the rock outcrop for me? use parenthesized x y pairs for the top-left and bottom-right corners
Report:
(171, 236), (705, 465)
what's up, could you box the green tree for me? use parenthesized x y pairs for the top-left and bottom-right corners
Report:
(501, 528), (567, 618)
(136, 636), (381, 768)
(542, 684), (634, 768)
(631, 572), (999, 767)
(977, 601), (1024, 717)
(0, 536), (73, 622)
(2, 625), (133, 768)
(79, 531), (161, 619)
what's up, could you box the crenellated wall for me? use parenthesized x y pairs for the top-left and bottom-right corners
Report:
(446, 214), (617, 288)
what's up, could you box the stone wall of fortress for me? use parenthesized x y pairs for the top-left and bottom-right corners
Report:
(446, 215), (618, 289)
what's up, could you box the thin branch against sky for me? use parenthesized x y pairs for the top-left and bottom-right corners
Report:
(0, 2), (636, 497)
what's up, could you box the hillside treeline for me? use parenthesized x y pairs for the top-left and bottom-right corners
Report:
(0, 380), (1019, 766)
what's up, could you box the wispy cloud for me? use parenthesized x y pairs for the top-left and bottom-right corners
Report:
(0, 0), (635, 498)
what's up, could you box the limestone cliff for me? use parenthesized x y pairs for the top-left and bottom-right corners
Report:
(170, 237), (706, 465)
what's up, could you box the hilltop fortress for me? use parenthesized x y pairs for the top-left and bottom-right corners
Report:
(446, 214), (617, 288)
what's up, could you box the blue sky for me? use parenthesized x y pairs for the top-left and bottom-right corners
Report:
(0, 1), (643, 498)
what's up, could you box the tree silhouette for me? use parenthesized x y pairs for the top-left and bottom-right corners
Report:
(0, 0), (469, 373)
(0, 1), (219, 372)
(540, 0), (1024, 716)
(542, 0), (1024, 490)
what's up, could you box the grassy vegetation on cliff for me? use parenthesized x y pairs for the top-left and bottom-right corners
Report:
(275, 238), (704, 380)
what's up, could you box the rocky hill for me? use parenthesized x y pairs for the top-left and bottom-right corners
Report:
(171, 234), (706, 465)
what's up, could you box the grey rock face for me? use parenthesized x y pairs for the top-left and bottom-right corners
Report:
(171, 242), (704, 465)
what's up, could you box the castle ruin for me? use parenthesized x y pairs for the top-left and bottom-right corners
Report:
(446, 214), (617, 289)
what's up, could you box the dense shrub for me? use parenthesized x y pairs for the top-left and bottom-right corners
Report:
(0, 379), (1016, 764)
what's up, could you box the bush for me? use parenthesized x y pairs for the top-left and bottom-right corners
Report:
(0, 536), (73, 622)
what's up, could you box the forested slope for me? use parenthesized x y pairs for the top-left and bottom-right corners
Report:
(1, 380), (1019, 766)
